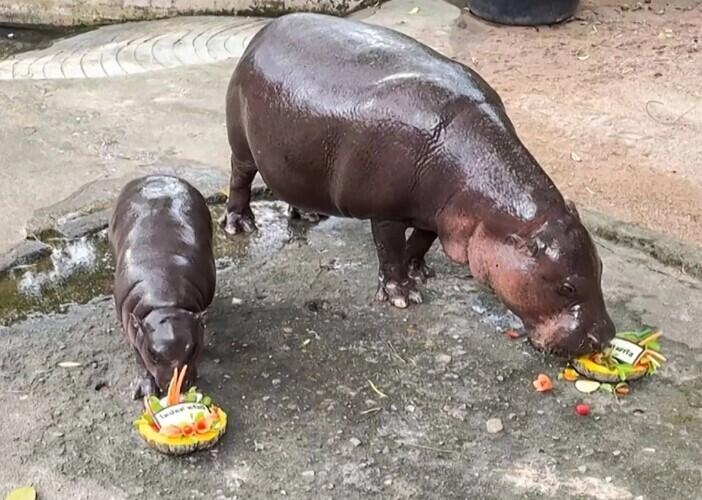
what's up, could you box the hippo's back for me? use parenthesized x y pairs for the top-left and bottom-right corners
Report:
(229, 13), (562, 226)
(235, 13), (496, 122)
(109, 175), (215, 323)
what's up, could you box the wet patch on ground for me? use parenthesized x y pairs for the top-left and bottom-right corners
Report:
(0, 202), (303, 326)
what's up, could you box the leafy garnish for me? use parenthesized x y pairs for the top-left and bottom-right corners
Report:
(148, 396), (163, 413)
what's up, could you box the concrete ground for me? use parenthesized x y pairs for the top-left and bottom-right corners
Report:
(1, 198), (702, 500)
(1, 0), (702, 499)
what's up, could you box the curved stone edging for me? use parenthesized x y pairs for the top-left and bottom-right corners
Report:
(0, 0), (373, 28)
(0, 16), (267, 80)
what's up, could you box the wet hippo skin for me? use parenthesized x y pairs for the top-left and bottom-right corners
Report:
(221, 13), (615, 356)
(109, 175), (216, 398)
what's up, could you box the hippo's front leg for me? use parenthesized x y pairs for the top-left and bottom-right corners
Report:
(371, 219), (423, 308)
(220, 153), (258, 235)
(131, 350), (158, 400)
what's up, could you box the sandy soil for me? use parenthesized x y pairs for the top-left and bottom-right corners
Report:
(443, 0), (702, 247)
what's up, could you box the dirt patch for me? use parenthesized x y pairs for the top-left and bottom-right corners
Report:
(449, 0), (702, 248)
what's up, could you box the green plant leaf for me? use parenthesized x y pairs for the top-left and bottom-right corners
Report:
(201, 396), (212, 407)
(148, 396), (163, 412)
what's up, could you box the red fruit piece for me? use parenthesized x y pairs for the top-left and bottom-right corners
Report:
(575, 403), (590, 416)
(506, 329), (522, 339)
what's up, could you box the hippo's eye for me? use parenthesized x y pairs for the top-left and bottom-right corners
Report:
(558, 283), (576, 297)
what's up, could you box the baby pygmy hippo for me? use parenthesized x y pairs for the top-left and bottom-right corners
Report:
(109, 175), (216, 399)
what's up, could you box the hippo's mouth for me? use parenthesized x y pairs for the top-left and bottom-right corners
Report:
(526, 330), (600, 358)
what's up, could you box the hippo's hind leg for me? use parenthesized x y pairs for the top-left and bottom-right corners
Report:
(288, 206), (329, 223)
(371, 219), (423, 308)
(405, 228), (437, 283)
(220, 152), (258, 235)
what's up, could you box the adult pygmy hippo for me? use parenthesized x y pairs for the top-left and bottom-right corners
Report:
(221, 14), (615, 356)
(109, 175), (216, 398)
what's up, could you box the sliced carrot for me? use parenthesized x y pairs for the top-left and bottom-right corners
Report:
(167, 367), (179, 406)
(639, 331), (662, 346)
(173, 364), (189, 402)
(644, 350), (666, 362)
(562, 368), (579, 382)
(533, 373), (553, 392)
(181, 424), (195, 437)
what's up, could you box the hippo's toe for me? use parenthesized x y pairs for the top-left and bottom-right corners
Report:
(408, 259), (435, 283)
(131, 372), (159, 400)
(219, 210), (257, 235)
(288, 206), (328, 223)
(375, 279), (423, 308)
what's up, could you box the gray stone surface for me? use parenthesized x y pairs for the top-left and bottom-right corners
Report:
(55, 209), (112, 240)
(0, 16), (268, 80)
(26, 162), (267, 238)
(0, 0), (376, 27)
(582, 209), (702, 281)
(0, 239), (52, 273)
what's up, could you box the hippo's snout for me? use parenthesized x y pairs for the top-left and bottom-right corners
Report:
(530, 306), (616, 357)
(581, 315), (616, 354)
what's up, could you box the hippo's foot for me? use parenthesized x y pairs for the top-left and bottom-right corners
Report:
(407, 258), (435, 283)
(219, 210), (257, 235)
(131, 372), (158, 400)
(288, 206), (328, 223)
(375, 278), (423, 309)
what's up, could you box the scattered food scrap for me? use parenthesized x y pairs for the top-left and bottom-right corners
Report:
(533, 373), (553, 392)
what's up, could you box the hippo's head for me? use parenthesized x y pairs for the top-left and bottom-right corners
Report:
(130, 308), (204, 393)
(469, 202), (615, 357)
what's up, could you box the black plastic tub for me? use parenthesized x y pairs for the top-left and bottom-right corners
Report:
(468, 0), (580, 26)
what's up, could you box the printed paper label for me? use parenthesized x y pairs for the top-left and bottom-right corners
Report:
(608, 338), (644, 365)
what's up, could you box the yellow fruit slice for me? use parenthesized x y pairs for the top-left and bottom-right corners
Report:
(5, 486), (37, 500)
(571, 357), (647, 383)
(136, 407), (227, 456)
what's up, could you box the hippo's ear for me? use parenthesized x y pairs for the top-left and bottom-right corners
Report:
(129, 313), (143, 339)
(507, 234), (539, 258)
(565, 199), (580, 220)
(195, 311), (207, 327)
(187, 310), (207, 325)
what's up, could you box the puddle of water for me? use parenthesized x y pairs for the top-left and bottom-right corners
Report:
(213, 202), (298, 264)
(0, 233), (114, 326)
(0, 27), (69, 60)
(0, 201), (304, 326)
